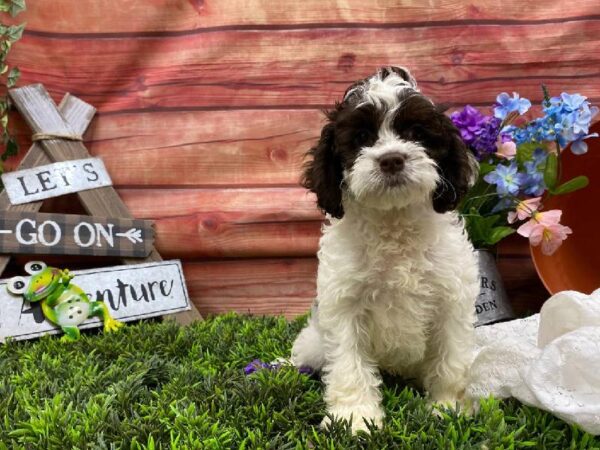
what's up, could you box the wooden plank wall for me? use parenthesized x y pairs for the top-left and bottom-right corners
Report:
(6, 0), (600, 318)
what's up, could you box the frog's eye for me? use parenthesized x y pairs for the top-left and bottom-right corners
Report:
(7, 276), (28, 295)
(25, 261), (47, 275)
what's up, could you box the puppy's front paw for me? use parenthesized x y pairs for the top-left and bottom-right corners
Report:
(428, 391), (477, 417)
(320, 404), (384, 434)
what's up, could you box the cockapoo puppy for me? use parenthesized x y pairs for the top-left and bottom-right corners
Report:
(291, 66), (479, 433)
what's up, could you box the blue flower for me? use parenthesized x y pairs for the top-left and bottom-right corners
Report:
(506, 92), (598, 155)
(571, 132), (599, 155)
(558, 93), (587, 112)
(572, 103), (597, 135)
(521, 170), (545, 196)
(483, 161), (526, 195)
(530, 147), (549, 168)
(494, 92), (532, 120)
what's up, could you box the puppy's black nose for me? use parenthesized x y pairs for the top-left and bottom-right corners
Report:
(378, 154), (405, 175)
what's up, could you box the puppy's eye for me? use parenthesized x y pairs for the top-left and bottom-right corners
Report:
(354, 130), (373, 147)
(408, 125), (427, 142)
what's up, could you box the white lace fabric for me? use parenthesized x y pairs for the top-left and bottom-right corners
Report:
(468, 288), (600, 434)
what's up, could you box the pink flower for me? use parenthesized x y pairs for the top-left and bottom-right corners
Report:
(507, 197), (542, 224)
(517, 210), (572, 255)
(495, 139), (517, 159)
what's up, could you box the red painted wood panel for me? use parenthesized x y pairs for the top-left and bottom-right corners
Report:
(16, 0), (600, 33)
(5, 0), (593, 316)
(8, 22), (600, 113)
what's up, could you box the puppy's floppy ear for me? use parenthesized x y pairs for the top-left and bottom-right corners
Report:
(302, 120), (344, 218)
(432, 113), (479, 213)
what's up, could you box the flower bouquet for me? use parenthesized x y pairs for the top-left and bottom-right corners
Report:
(452, 88), (598, 255)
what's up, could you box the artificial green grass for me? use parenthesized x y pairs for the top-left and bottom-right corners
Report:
(0, 314), (598, 450)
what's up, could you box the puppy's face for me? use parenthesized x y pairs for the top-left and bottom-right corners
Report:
(303, 66), (477, 218)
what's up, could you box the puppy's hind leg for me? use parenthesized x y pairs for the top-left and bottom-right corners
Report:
(291, 307), (326, 372)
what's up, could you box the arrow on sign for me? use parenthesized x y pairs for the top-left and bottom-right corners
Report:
(115, 228), (143, 244)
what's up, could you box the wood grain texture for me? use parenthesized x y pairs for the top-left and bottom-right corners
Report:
(123, 187), (322, 259)
(15, 0), (600, 33)
(84, 110), (320, 187)
(183, 258), (317, 318)
(120, 187), (321, 221)
(9, 21), (600, 112)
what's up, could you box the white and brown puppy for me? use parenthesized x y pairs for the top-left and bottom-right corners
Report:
(291, 66), (479, 433)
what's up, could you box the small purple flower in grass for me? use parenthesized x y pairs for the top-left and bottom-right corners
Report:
(244, 358), (314, 376)
(298, 365), (315, 375)
(494, 92), (531, 120)
(244, 359), (271, 375)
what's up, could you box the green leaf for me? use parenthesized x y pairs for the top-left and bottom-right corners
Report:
(7, 24), (24, 42)
(516, 142), (540, 166)
(478, 162), (496, 177)
(7, 66), (19, 87)
(487, 226), (516, 246)
(9, 0), (26, 17)
(552, 175), (589, 195)
(543, 152), (558, 190)
(1, 136), (18, 160)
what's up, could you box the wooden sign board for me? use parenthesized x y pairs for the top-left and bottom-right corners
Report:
(1, 157), (112, 205)
(0, 211), (154, 257)
(0, 260), (191, 342)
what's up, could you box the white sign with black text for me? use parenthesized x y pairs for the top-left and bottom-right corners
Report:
(1, 157), (113, 205)
(0, 260), (191, 342)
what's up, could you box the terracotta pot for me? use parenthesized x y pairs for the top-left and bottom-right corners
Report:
(530, 120), (600, 295)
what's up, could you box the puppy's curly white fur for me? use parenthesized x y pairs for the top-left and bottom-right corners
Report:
(291, 66), (480, 434)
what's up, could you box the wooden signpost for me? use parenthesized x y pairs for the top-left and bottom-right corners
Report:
(1, 157), (112, 205)
(0, 84), (201, 331)
(0, 211), (153, 257)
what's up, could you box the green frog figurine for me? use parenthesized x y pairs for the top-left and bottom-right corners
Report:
(7, 261), (123, 341)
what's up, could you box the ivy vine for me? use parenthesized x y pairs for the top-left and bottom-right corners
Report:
(0, 0), (25, 178)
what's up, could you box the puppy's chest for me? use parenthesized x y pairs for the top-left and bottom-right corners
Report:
(343, 232), (438, 360)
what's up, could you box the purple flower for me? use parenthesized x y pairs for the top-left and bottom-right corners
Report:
(451, 105), (488, 141)
(298, 366), (314, 375)
(244, 359), (271, 375)
(244, 358), (313, 376)
(494, 92), (531, 120)
(451, 105), (502, 160)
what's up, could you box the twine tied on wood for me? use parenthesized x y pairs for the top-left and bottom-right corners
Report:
(31, 132), (83, 142)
